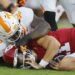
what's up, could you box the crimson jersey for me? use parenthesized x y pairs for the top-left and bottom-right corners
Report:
(4, 28), (75, 65)
(28, 28), (75, 60)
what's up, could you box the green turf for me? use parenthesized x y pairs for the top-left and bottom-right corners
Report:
(0, 20), (75, 75)
(57, 20), (73, 29)
(0, 66), (75, 75)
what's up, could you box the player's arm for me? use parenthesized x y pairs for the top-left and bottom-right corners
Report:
(16, 15), (51, 47)
(30, 15), (51, 39)
(37, 36), (60, 68)
(0, 0), (51, 46)
(26, 36), (60, 69)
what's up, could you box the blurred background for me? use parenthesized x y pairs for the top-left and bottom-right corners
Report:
(10, 0), (73, 28)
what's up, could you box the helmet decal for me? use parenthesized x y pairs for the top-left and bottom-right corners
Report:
(0, 11), (20, 39)
(0, 16), (12, 33)
(5, 13), (14, 19)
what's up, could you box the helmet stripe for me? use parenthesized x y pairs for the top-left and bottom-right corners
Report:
(0, 16), (12, 33)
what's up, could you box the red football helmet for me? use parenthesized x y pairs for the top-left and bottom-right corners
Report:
(3, 44), (35, 69)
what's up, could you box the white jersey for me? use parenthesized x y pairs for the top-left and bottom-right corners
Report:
(13, 7), (34, 34)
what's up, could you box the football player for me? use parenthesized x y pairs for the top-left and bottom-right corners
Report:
(0, 0), (65, 33)
(4, 28), (75, 71)
(0, 0), (50, 48)
(18, 28), (75, 71)
(0, 9), (74, 71)
(0, 6), (50, 58)
(41, 0), (75, 30)
(25, 28), (75, 70)
(1, 0), (65, 48)
(0, 12), (74, 70)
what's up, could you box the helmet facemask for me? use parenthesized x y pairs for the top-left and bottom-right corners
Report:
(7, 25), (24, 42)
(7, 27), (21, 42)
(13, 49), (35, 69)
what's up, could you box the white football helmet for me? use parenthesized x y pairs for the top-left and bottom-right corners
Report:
(0, 11), (22, 42)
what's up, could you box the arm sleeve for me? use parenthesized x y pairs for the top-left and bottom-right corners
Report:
(29, 15), (51, 39)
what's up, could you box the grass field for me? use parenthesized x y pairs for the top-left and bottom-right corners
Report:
(0, 66), (75, 75)
(57, 19), (73, 28)
(0, 19), (75, 75)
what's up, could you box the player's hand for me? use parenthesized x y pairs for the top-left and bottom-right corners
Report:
(49, 55), (65, 70)
(25, 58), (43, 69)
(49, 60), (60, 70)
